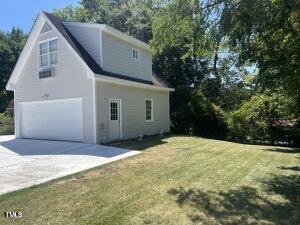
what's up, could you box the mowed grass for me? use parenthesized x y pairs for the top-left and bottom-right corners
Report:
(0, 135), (299, 225)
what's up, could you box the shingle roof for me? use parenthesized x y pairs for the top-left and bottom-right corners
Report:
(43, 11), (170, 88)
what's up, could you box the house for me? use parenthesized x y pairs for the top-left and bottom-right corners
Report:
(6, 11), (173, 144)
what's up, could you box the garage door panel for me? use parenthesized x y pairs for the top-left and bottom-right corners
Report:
(20, 98), (83, 142)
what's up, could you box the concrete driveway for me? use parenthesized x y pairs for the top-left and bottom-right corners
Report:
(0, 136), (140, 195)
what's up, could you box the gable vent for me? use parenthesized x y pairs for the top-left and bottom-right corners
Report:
(40, 22), (53, 34)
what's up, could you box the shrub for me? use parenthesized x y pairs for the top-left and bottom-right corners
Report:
(0, 113), (14, 135)
(227, 93), (296, 143)
(190, 90), (228, 138)
(170, 88), (228, 138)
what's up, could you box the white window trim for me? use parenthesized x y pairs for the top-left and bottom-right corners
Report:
(37, 37), (59, 71)
(132, 48), (139, 60)
(145, 98), (154, 122)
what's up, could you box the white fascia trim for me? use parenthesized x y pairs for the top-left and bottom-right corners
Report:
(6, 13), (45, 91)
(95, 74), (174, 92)
(63, 22), (151, 52)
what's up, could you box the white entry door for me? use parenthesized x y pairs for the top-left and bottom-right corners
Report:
(19, 98), (83, 142)
(109, 99), (121, 140)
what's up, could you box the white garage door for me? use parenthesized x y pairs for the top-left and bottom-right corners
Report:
(19, 98), (83, 142)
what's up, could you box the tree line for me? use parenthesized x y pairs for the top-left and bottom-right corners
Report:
(0, 0), (299, 145)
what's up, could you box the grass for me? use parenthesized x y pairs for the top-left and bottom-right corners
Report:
(0, 135), (299, 225)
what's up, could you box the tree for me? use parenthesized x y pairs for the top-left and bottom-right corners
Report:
(227, 93), (296, 143)
(151, 0), (229, 135)
(54, 0), (155, 43)
(206, 0), (300, 110)
(0, 28), (26, 112)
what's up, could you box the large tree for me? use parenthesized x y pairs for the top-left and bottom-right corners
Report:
(54, 0), (155, 43)
(151, 0), (229, 135)
(205, 0), (300, 109)
(0, 28), (26, 112)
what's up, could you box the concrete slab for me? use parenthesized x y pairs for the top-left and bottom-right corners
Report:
(0, 137), (140, 195)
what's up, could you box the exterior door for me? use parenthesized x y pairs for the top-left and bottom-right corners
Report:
(109, 99), (121, 140)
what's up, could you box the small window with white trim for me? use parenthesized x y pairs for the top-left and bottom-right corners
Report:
(145, 99), (153, 122)
(132, 48), (139, 60)
(39, 38), (58, 69)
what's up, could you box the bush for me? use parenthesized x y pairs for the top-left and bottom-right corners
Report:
(170, 88), (228, 138)
(190, 90), (228, 138)
(227, 93), (296, 143)
(0, 113), (14, 135)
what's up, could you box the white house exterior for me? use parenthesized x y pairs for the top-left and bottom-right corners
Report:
(6, 11), (173, 144)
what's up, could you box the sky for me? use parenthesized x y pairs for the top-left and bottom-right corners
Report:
(0, 0), (79, 32)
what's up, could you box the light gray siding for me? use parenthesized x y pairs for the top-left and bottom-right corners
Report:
(14, 29), (95, 143)
(101, 32), (152, 81)
(64, 24), (101, 65)
(97, 81), (170, 143)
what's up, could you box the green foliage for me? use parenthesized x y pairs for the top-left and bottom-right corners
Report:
(190, 90), (228, 138)
(214, 0), (300, 109)
(0, 113), (14, 135)
(0, 28), (26, 112)
(151, 0), (211, 58)
(151, 0), (228, 136)
(227, 93), (296, 142)
(53, 5), (87, 22)
(54, 0), (155, 43)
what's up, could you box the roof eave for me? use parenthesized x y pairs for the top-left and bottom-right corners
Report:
(95, 74), (174, 92)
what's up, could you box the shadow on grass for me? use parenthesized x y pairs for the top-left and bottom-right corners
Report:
(108, 135), (170, 151)
(168, 174), (300, 225)
(278, 166), (300, 171)
(266, 147), (300, 154)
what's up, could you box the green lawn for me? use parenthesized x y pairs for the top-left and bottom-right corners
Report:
(0, 136), (299, 225)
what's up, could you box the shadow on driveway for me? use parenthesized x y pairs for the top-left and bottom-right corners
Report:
(0, 138), (136, 158)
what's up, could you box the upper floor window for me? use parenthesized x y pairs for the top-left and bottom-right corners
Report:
(132, 48), (139, 60)
(39, 38), (58, 68)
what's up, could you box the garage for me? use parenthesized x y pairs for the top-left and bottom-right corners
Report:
(19, 98), (83, 142)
